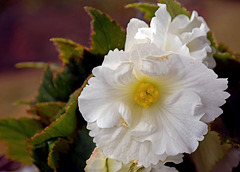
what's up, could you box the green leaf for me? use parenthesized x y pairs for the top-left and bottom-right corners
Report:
(214, 44), (240, 84)
(27, 101), (77, 148)
(57, 127), (95, 171)
(125, 3), (158, 21)
(214, 43), (240, 62)
(30, 86), (84, 171)
(207, 32), (217, 49)
(36, 68), (58, 102)
(36, 50), (103, 103)
(50, 38), (84, 64)
(65, 87), (82, 108)
(28, 102), (66, 125)
(32, 141), (54, 172)
(0, 118), (43, 164)
(211, 43), (240, 146)
(85, 6), (126, 55)
(159, 0), (190, 19)
(47, 138), (70, 170)
(36, 63), (82, 103)
(15, 62), (60, 71)
(48, 75), (92, 122)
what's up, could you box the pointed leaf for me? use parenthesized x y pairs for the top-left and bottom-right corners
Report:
(125, 3), (158, 21)
(211, 43), (240, 146)
(57, 127), (95, 171)
(47, 138), (70, 170)
(27, 101), (77, 148)
(66, 74), (93, 108)
(36, 63), (82, 103)
(28, 102), (66, 125)
(36, 51), (103, 103)
(0, 118), (43, 164)
(207, 32), (217, 49)
(159, 0), (190, 19)
(30, 86), (89, 171)
(50, 38), (84, 64)
(36, 68), (57, 102)
(85, 7), (126, 55)
(54, 76), (92, 121)
(32, 141), (54, 172)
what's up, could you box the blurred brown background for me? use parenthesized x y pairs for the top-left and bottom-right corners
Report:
(0, 0), (240, 155)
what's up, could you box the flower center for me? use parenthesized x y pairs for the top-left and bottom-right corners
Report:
(134, 82), (159, 108)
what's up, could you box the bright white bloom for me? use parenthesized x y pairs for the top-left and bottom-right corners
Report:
(85, 148), (183, 172)
(85, 148), (123, 172)
(78, 39), (229, 166)
(128, 3), (216, 68)
(140, 154), (183, 172)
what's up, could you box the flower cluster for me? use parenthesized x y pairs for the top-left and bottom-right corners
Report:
(78, 3), (229, 171)
(85, 148), (183, 172)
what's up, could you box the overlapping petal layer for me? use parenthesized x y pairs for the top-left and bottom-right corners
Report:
(78, 42), (229, 167)
(132, 4), (215, 68)
(85, 148), (182, 172)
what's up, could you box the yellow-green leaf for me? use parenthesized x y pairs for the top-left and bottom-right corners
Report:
(27, 101), (77, 148)
(47, 138), (70, 171)
(0, 118), (43, 164)
(28, 102), (66, 125)
(50, 38), (84, 64)
(85, 7), (126, 55)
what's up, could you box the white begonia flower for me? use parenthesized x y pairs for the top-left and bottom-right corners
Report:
(85, 148), (123, 172)
(139, 154), (183, 172)
(85, 148), (183, 172)
(78, 38), (229, 166)
(130, 3), (216, 68)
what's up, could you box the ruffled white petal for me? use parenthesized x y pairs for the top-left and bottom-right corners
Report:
(78, 4), (229, 167)
(125, 18), (149, 51)
(102, 49), (128, 70)
(141, 165), (178, 172)
(170, 11), (209, 44)
(134, 4), (215, 68)
(203, 49), (216, 69)
(78, 54), (134, 127)
(140, 154), (183, 172)
(150, 4), (171, 48)
(79, 45), (228, 166)
(164, 154), (183, 165)
(132, 90), (207, 156)
(172, 56), (230, 122)
(164, 33), (190, 57)
(88, 122), (168, 167)
(85, 148), (182, 172)
(85, 148), (123, 172)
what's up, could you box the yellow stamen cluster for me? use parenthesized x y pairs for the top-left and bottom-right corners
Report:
(134, 82), (159, 108)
